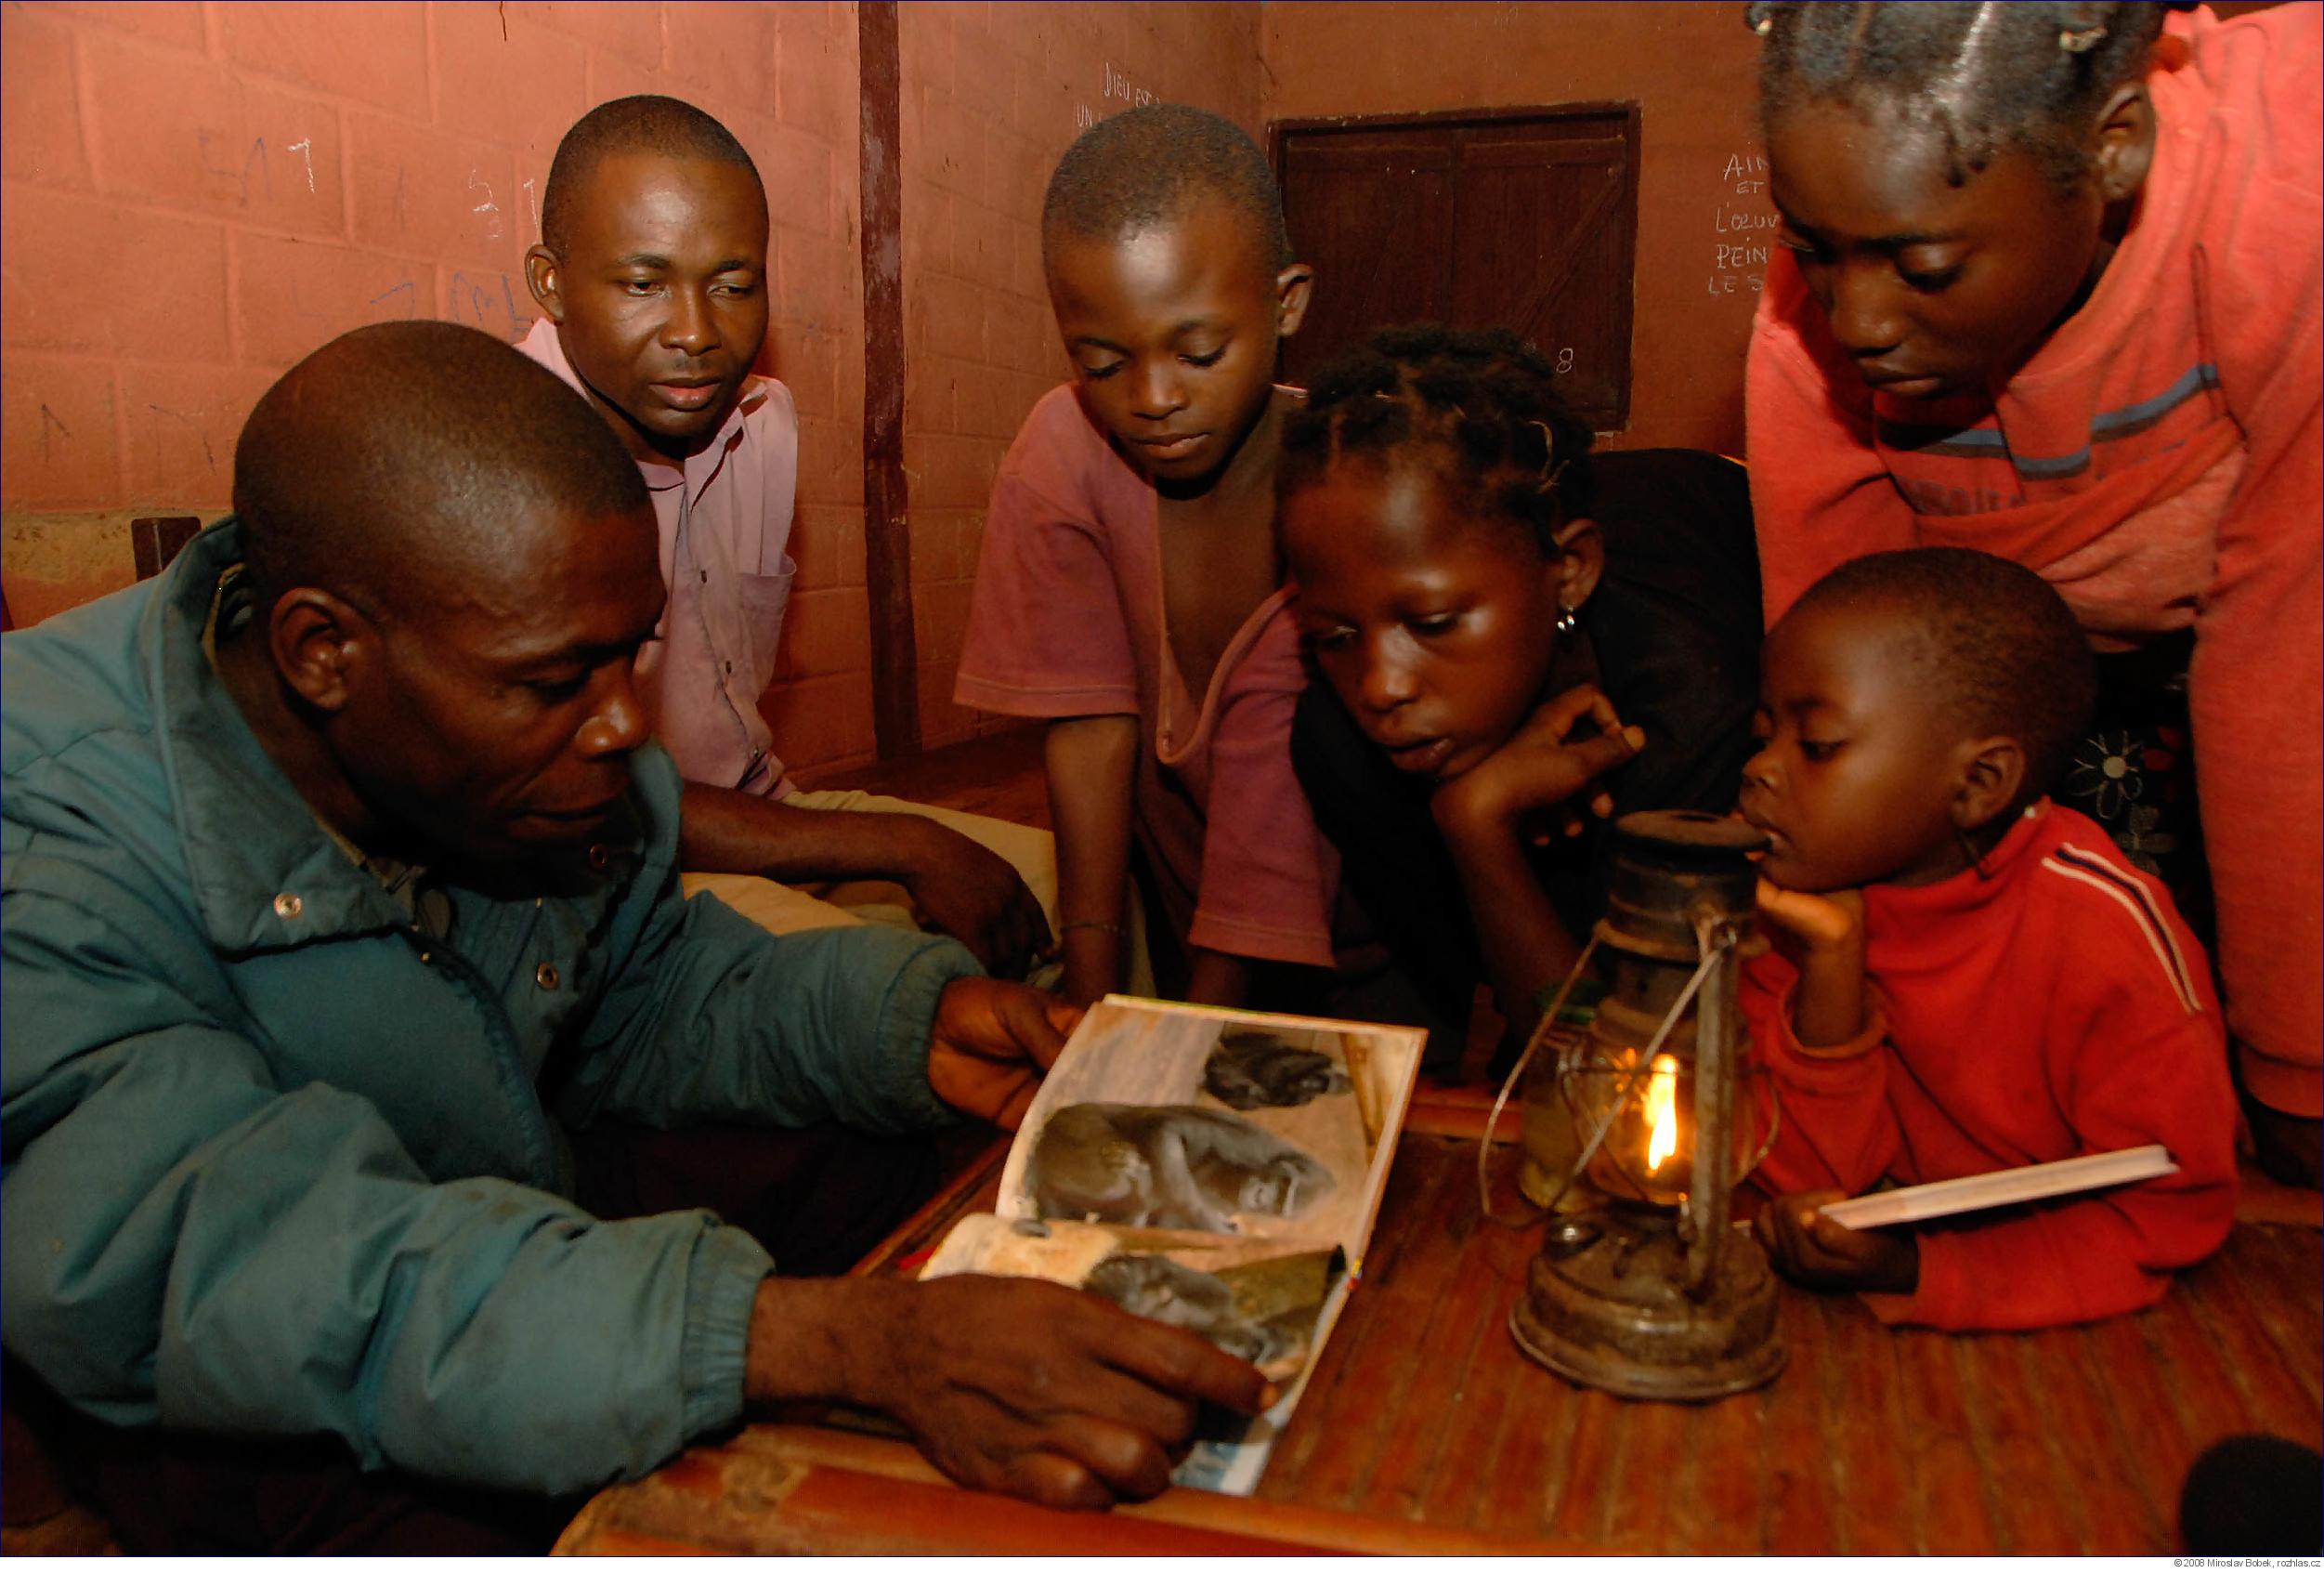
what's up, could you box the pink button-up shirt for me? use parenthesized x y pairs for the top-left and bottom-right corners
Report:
(517, 319), (801, 796)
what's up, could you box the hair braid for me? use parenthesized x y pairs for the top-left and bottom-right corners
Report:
(1278, 323), (1596, 557)
(1746, 0), (2179, 188)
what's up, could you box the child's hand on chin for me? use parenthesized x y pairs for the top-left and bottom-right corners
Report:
(1430, 684), (1644, 843)
(1754, 878), (1871, 1047)
(1755, 879), (1865, 954)
(1755, 1188), (1919, 1295)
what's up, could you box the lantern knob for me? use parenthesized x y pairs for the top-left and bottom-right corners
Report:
(1612, 807), (1769, 859)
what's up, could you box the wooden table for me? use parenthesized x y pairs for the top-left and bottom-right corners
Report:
(556, 1125), (2322, 1555)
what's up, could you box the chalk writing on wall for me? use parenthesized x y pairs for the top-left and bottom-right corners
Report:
(448, 269), (531, 341)
(370, 280), (419, 318)
(469, 171), (503, 241)
(144, 405), (218, 471)
(1706, 151), (1776, 298)
(1077, 60), (1158, 129)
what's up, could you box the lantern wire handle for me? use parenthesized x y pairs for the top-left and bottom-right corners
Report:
(1477, 929), (1726, 1227)
(1477, 931), (1602, 1226)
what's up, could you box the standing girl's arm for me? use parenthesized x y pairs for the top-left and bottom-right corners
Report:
(1745, 258), (1916, 623)
(1045, 714), (1140, 1005)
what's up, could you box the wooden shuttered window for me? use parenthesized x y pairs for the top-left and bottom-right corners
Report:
(1273, 106), (1641, 432)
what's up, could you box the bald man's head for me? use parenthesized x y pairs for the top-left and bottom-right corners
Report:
(232, 320), (649, 619)
(226, 321), (665, 872)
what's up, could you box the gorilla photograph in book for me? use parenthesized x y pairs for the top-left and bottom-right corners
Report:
(919, 996), (1425, 1495)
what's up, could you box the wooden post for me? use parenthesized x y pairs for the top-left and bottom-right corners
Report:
(858, 0), (920, 760)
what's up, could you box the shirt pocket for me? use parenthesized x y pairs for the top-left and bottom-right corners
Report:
(732, 555), (796, 695)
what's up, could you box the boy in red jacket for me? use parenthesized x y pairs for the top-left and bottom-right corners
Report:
(1742, 547), (2237, 1330)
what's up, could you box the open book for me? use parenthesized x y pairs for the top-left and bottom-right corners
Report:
(920, 995), (1425, 1496)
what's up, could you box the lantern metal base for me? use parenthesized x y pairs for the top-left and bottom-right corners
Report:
(1509, 1207), (1785, 1401)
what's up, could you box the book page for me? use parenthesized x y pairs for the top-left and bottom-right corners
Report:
(919, 997), (1424, 1497)
(920, 1214), (1340, 1384)
(993, 997), (1424, 1268)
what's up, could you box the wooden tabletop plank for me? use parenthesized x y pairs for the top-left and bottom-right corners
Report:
(1676, 1381), (1773, 1555)
(1599, 1382), (1692, 1553)
(1405, 1220), (1543, 1530)
(2254, 1226), (2324, 1363)
(2236, 1226), (2324, 1412)
(1759, 1292), (1842, 1556)
(1347, 1172), (1521, 1520)
(2143, 1267), (2282, 1448)
(2179, 1239), (2321, 1446)
(2033, 1329), (2172, 1553)
(1899, 1334), (2004, 1553)
(1956, 1330), (2084, 1554)
(1446, 1223), (1591, 1537)
(2088, 1309), (2222, 1530)
(1276, 1152), (1469, 1509)
(1817, 1295), (1921, 1553)
(1541, 1385), (1625, 1546)
(1261, 1136), (1460, 1497)
(639, 1424), (1602, 1556)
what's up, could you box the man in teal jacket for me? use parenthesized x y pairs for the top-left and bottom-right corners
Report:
(0, 322), (1262, 1551)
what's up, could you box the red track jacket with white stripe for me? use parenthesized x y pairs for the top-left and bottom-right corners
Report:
(1743, 801), (2239, 1330)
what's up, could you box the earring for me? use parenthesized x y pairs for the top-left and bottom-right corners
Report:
(1555, 602), (1580, 636)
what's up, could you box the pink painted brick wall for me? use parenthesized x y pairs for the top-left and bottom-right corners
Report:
(895, 2), (1265, 747)
(1, 0), (873, 771)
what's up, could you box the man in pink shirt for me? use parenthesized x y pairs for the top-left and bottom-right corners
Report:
(521, 96), (1053, 977)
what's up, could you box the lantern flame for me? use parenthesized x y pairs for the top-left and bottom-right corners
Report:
(1644, 1054), (1679, 1171)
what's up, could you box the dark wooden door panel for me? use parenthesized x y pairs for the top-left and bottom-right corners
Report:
(1280, 137), (1456, 390)
(1275, 108), (1639, 430)
(1451, 150), (1632, 426)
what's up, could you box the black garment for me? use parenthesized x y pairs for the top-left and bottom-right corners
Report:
(1291, 450), (1764, 1053)
(2061, 627), (2215, 951)
(38, 1121), (944, 1555)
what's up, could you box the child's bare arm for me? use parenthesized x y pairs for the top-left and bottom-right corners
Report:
(1753, 880), (1867, 1048)
(1431, 686), (1642, 1031)
(1435, 806), (1584, 1035)
(1184, 949), (1251, 1009)
(1044, 714), (1140, 1005)
(679, 782), (1051, 978)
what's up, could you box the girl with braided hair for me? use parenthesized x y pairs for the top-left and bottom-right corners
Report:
(1280, 325), (1763, 1063)
(1743, 1), (2321, 1185)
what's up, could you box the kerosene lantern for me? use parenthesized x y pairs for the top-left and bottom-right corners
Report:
(1507, 810), (1785, 1400)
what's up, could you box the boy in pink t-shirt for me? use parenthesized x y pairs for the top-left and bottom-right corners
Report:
(955, 106), (1335, 1007)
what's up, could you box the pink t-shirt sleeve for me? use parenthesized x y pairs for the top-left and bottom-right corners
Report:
(954, 391), (1141, 718)
(1187, 603), (1339, 968)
